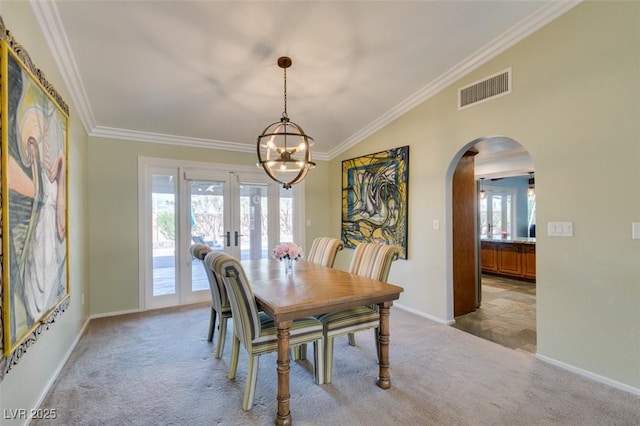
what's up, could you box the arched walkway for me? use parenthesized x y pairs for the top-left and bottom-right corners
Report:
(447, 136), (537, 352)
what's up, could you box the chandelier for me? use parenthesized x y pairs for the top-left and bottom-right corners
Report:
(256, 56), (315, 189)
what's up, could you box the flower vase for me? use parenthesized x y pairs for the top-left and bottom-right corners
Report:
(283, 258), (294, 273)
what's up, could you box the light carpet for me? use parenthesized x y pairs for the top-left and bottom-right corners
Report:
(33, 303), (639, 425)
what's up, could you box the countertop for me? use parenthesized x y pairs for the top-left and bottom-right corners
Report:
(481, 237), (536, 245)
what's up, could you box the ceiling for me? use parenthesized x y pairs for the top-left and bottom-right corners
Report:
(32, 1), (577, 165)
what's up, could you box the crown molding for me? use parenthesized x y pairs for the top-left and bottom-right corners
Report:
(89, 126), (331, 161)
(90, 126), (332, 161)
(30, 0), (96, 134)
(33, 0), (580, 161)
(91, 126), (253, 152)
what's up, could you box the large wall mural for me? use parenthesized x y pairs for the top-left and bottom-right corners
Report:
(0, 16), (70, 381)
(341, 146), (409, 259)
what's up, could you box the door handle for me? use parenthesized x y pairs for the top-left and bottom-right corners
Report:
(226, 231), (230, 247)
(233, 231), (246, 247)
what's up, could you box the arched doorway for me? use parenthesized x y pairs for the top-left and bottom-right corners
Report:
(448, 136), (537, 353)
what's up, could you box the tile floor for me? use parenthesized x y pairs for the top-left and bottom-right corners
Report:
(451, 274), (536, 353)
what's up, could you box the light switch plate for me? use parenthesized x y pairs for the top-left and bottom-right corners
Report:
(548, 221), (573, 237)
(633, 222), (640, 240)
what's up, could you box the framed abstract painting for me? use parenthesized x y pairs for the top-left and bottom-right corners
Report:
(0, 17), (70, 368)
(341, 146), (409, 259)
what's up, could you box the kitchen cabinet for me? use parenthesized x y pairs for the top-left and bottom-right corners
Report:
(480, 240), (535, 281)
(522, 244), (536, 279)
(480, 241), (498, 273)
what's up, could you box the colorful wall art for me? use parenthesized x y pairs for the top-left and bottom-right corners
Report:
(341, 146), (409, 259)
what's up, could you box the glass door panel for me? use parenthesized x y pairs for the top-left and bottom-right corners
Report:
(279, 186), (294, 244)
(189, 180), (225, 292)
(238, 184), (269, 260)
(479, 196), (488, 238)
(151, 174), (177, 300)
(491, 195), (503, 238)
(505, 195), (512, 238)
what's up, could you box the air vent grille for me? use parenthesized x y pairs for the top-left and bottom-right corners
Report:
(458, 68), (511, 109)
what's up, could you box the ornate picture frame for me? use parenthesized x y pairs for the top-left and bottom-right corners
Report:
(341, 146), (409, 259)
(0, 17), (70, 374)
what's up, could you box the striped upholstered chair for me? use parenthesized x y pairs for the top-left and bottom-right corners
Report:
(207, 251), (325, 410)
(318, 243), (399, 383)
(294, 237), (345, 361)
(190, 243), (232, 359)
(306, 237), (344, 267)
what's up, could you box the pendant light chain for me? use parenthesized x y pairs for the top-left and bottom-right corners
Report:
(283, 66), (287, 118)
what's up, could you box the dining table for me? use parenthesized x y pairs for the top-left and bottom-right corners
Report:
(241, 258), (404, 425)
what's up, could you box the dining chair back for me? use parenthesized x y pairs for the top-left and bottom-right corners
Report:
(319, 242), (399, 383)
(191, 243), (232, 359)
(207, 251), (325, 410)
(306, 237), (344, 267)
(190, 243), (211, 264)
(348, 242), (399, 282)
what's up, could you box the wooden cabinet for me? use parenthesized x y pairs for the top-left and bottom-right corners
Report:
(480, 241), (498, 273)
(498, 243), (523, 276)
(522, 244), (536, 279)
(481, 240), (535, 281)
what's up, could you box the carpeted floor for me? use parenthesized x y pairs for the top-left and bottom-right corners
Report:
(33, 303), (639, 425)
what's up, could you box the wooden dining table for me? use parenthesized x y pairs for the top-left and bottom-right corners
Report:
(241, 258), (404, 425)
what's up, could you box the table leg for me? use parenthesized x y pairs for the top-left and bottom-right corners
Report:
(376, 302), (392, 389)
(276, 320), (293, 426)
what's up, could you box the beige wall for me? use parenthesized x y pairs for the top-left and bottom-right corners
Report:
(330, 1), (639, 390)
(1, 0), (638, 422)
(0, 2), (90, 424)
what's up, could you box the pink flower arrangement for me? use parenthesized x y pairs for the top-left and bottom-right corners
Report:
(272, 242), (304, 262)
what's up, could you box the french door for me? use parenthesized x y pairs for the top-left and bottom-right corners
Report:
(479, 186), (515, 239)
(139, 158), (303, 310)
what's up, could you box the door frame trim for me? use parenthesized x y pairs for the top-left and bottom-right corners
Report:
(137, 156), (305, 311)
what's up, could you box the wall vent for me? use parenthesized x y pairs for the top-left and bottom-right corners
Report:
(458, 68), (511, 110)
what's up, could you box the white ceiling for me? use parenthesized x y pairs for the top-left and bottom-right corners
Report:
(32, 1), (578, 163)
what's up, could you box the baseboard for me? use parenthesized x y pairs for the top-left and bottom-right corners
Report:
(394, 303), (454, 325)
(89, 302), (208, 320)
(536, 353), (640, 396)
(89, 308), (141, 320)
